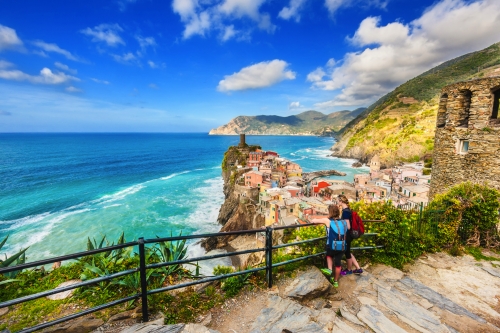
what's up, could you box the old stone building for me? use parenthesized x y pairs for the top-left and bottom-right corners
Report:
(430, 76), (500, 197)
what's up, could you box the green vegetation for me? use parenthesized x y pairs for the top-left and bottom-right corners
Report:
(336, 41), (500, 165)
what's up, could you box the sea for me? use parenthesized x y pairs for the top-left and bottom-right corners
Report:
(0, 133), (368, 273)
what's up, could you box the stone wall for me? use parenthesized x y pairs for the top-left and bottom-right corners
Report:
(430, 76), (500, 197)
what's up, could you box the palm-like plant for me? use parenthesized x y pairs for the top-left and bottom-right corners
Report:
(0, 235), (29, 283)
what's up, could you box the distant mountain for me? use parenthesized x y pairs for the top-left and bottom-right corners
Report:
(209, 108), (366, 136)
(331, 41), (500, 166)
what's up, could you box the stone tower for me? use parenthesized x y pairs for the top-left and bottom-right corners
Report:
(239, 133), (246, 147)
(370, 155), (381, 173)
(430, 76), (500, 197)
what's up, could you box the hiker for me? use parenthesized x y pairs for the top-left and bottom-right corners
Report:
(306, 204), (349, 287)
(337, 195), (363, 275)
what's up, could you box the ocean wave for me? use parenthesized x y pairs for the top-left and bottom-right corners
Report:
(0, 212), (51, 231)
(96, 184), (145, 205)
(160, 170), (191, 181)
(103, 203), (123, 209)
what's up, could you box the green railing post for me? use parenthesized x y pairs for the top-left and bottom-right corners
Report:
(418, 202), (424, 233)
(138, 238), (149, 322)
(265, 227), (273, 288)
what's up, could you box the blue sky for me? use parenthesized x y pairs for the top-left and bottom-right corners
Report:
(1, 0), (500, 132)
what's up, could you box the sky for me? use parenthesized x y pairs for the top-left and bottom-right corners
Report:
(1, 0), (500, 132)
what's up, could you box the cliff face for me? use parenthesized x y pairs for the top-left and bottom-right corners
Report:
(201, 145), (265, 252)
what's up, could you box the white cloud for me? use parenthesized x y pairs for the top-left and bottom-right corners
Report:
(136, 36), (157, 50)
(0, 67), (79, 85)
(149, 83), (159, 89)
(0, 60), (14, 69)
(324, 0), (388, 16)
(91, 78), (110, 85)
(80, 24), (125, 47)
(217, 59), (296, 92)
(172, 0), (275, 41)
(32, 41), (79, 61)
(66, 86), (82, 93)
(117, 0), (137, 11)
(55, 62), (77, 75)
(289, 101), (302, 109)
(311, 0), (500, 109)
(278, 0), (307, 22)
(0, 24), (23, 51)
(111, 52), (137, 63)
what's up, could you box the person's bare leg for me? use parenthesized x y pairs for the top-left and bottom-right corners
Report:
(326, 256), (333, 270)
(350, 254), (361, 270)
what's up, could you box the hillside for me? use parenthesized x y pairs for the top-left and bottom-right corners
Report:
(331, 42), (500, 166)
(209, 108), (365, 136)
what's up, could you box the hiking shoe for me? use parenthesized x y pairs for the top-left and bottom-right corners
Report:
(320, 268), (332, 276)
(353, 268), (363, 275)
(332, 280), (339, 288)
(340, 270), (353, 276)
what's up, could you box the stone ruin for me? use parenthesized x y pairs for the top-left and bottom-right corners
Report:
(430, 76), (500, 197)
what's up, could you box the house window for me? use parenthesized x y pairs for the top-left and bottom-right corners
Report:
(413, 193), (416, 197)
(290, 209), (293, 213)
(272, 207), (275, 211)
(458, 139), (469, 154)
(492, 87), (500, 120)
(457, 90), (472, 127)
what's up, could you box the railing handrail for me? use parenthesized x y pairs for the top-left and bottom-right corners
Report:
(2, 222), (382, 333)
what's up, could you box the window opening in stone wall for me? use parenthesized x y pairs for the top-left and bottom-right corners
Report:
(457, 90), (472, 127)
(491, 87), (500, 120)
(458, 139), (469, 154)
(437, 93), (448, 127)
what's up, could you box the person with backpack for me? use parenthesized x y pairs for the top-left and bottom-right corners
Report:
(337, 195), (364, 275)
(306, 204), (349, 288)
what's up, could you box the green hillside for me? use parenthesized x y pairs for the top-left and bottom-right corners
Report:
(209, 108), (366, 135)
(332, 42), (500, 165)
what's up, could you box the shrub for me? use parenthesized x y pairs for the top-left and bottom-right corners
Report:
(423, 168), (432, 175)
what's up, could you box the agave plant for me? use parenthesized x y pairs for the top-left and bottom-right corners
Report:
(0, 235), (29, 283)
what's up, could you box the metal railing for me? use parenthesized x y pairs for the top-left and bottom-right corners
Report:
(0, 221), (383, 333)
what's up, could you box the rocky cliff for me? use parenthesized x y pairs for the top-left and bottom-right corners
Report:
(201, 145), (265, 252)
(209, 109), (365, 136)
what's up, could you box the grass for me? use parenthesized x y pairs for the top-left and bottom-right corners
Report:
(465, 246), (500, 261)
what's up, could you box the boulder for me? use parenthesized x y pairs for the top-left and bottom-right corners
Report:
(44, 317), (104, 333)
(46, 280), (81, 300)
(120, 323), (185, 333)
(0, 307), (9, 317)
(283, 267), (331, 301)
(357, 305), (407, 333)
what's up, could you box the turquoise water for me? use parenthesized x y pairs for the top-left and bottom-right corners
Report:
(0, 133), (368, 268)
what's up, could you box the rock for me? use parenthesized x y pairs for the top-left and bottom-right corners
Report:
(249, 295), (325, 333)
(45, 318), (104, 333)
(46, 280), (82, 300)
(333, 319), (363, 333)
(357, 305), (407, 333)
(314, 307), (337, 326)
(310, 298), (327, 310)
(108, 309), (136, 322)
(0, 329), (11, 333)
(182, 324), (220, 333)
(357, 296), (377, 306)
(340, 304), (364, 327)
(200, 312), (212, 326)
(481, 266), (500, 278)
(400, 277), (487, 323)
(0, 307), (9, 316)
(120, 323), (185, 333)
(378, 287), (448, 333)
(283, 267), (331, 301)
(352, 162), (363, 168)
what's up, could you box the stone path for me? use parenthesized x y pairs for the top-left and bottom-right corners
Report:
(113, 252), (500, 333)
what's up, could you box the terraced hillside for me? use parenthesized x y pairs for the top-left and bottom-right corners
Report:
(209, 109), (365, 136)
(331, 42), (500, 166)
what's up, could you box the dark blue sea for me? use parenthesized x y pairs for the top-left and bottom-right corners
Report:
(0, 133), (368, 270)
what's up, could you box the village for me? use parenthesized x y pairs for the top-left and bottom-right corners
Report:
(230, 135), (431, 227)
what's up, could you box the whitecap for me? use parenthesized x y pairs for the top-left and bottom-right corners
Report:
(96, 184), (145, 205)
(0, 212), (51, 231)
(160, 170), (191, 181)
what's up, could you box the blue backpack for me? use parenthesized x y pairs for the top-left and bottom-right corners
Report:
(328, 219), (348, 251)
